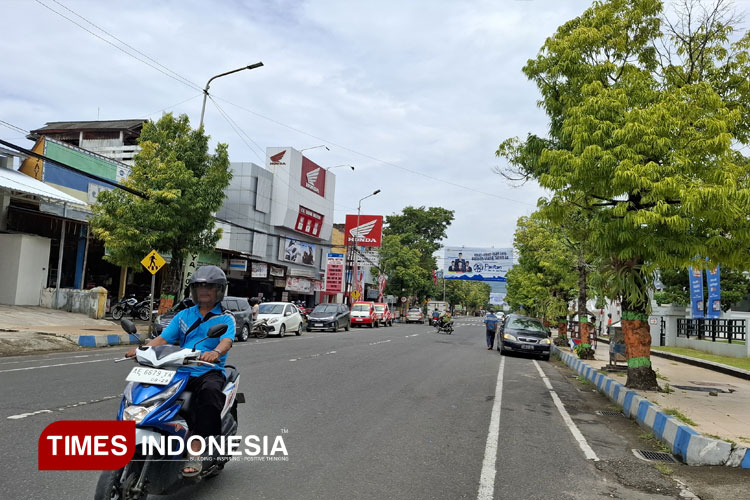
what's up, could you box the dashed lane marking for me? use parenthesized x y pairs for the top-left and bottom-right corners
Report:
(7, 395), (120, 420)
(477, 356), (505, 500)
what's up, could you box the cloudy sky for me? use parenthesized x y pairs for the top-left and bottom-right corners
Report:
(5, 0), (737, 253)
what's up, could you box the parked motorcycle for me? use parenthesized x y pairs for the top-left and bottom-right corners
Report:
(95, 319), (244, 499)
(111, 294), (150, 321)
(250, 318), (270, 339)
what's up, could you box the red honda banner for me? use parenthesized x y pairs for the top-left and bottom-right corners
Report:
(344, 215), (383, 247)
(432, 270), (437, 285)
(295, 206), (323, 237)
(38, 420), (135, 470)
(300, 157), (326, 197)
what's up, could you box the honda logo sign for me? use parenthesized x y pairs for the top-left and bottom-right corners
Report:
(344, 215), (383, 247)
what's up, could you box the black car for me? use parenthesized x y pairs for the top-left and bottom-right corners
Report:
(153, 296), (254, 342)
(306, 303), (351, 332)
(497, 313), (552, 360)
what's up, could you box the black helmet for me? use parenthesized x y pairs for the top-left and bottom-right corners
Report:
(188, 265), (227, 304)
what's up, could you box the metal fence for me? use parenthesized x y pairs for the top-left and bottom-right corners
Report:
(676, 318), (746, 343)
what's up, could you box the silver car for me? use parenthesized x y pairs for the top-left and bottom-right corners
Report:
(405, 308), (425, 324)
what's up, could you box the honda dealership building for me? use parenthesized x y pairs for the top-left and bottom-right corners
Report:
(214, 147), (336, 305)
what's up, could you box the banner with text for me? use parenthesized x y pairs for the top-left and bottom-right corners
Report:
(444, 247), (512, 281)
(688, 266), (705, 319)
(706, 265), (721, 319)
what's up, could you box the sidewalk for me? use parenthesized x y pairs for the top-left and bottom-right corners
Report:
(0, 305), (147, 356)
(553, 341), (750, 468)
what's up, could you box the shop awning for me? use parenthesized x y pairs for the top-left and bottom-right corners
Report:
(0, 167), (85, 206)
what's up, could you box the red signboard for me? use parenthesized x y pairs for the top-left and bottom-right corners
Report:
(300, 157), (326, 197)
(295, 206), (323, 237)
(325, 262), (344, 293)
(344, 215), (383, 247)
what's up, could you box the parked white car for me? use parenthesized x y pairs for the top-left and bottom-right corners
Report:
(257, 302), (304, 337)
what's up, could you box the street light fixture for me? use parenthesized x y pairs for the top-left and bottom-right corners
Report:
(326, 164), (355, 171)
(347, 189), (381, 305)
(299, 145), (330, 153)
(199, 62), (264, 128)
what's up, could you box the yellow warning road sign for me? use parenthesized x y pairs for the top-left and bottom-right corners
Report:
(141, 250), (166, 275)
(350, 290), (361, 300)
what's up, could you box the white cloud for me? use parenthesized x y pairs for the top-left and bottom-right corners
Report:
(3, 0), (604, 249)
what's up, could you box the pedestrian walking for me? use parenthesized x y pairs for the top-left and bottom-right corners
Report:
(484, 312), (499, 350)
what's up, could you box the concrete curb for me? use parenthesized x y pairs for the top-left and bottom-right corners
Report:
(52, 332), (148, 348)
(552, 346), (750, 468)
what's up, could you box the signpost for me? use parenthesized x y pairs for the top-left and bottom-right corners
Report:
(141, 250), (166, 331)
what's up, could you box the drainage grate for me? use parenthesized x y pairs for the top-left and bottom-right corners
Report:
(671, 385), (731, 393)
(596, 410), (625, 417)
(632, 449), (679, 463)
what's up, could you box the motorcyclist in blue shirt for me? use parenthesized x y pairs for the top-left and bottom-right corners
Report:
(127, 264), (235, 476)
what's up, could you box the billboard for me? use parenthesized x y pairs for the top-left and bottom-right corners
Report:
(325, 253), (345, 293)
(279, 238), (316, 267)
(444, 247), (512, 281)
(344, 215), (383, 247)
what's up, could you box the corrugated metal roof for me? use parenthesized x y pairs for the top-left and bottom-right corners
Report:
(30, 119), (145, 133)
(0, 167), (86, 206)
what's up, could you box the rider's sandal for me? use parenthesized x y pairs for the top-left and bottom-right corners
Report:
(182, 457), (203, 478)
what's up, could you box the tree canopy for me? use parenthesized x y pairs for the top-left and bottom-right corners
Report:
(90, 113), (231, 297)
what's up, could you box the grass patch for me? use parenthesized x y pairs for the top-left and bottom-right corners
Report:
(705, 433), (736, 446)
(654, 464), (674, 475)
(639, 432), (671, 453)
(654, 368), (669, 381)
(663, 408), (697, 427)
(661, 383), (674, 394)
(652, 346), (750, 371)
(576, 375), (592, 385)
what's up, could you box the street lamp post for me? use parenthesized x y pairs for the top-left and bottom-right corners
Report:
(347, 189), (380, 304)
(199, 62), (264, 129)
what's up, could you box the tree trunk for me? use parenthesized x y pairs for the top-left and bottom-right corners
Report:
(622, 300), (660, 391)
(557, 321), (567, 338)
(575, 250), (595, 359)
(158, 256), (183, 314)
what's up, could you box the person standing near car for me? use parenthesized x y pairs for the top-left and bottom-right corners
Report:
(484, 313), (499, 350)
(251, 297), (259, 321)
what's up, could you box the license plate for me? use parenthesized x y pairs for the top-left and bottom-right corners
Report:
(521, 345), (534, 350)
(355, 318), (362, 321)
(126, 366), (175, 385)
(314, 323), (323, 327)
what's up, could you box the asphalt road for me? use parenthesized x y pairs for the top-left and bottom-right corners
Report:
(0, 318), (741, 499)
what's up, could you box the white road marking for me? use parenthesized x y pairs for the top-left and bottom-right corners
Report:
(477, 356), (505, 500)
(405, 334), (420, 338)
(289, 350), (337, 362)
(368, 340), (391, 346)
(7, 395), (120, 420)
(7, 409), (53, 420)
(0, 358), (117, 373)
(532, 360), (599, 461)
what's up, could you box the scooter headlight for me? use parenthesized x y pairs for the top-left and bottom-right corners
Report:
(123, 405), (153, 423)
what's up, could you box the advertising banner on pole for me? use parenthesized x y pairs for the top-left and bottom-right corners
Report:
(688, 266), (705, 318)
(325, 253), (344, 293)
(706, 265), (721, 319)
(444, 247), (512, 281)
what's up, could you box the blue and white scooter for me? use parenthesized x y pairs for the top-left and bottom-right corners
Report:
(94, 319), (244, 500)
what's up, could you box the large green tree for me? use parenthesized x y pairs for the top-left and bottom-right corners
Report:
(499, 0), (750, 389)
(381, 206), (454, 301)
(90, 113), (231, 303)
(505, 212), (577, 326)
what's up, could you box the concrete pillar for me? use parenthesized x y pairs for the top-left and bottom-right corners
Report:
(649, 304), (685, 347)
(90, 286), (108, 319)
